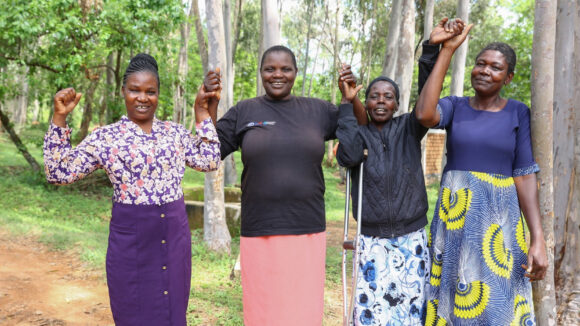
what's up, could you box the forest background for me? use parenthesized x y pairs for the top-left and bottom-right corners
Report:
(0, 0), (578, 325)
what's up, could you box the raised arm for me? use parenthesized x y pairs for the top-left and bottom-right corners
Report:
(336, 80), (365, 167)
(44, 88), (101, 185)
(415, 19), (472, 127)
(201, 68), (222, 125)
(418, 18), (466, 94)
(338, 64), (367, 125)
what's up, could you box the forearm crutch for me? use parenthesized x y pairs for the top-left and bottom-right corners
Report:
(341, 149), (367, 326)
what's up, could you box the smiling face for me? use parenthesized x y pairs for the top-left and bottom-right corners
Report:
(122, 71), (159, 131)
(471, 50), (514, 97)
(260, 51), (297, 101)
(365, 81), (398, 129)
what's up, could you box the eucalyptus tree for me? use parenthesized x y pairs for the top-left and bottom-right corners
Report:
(257, 0), (281, 96)
(423, 0), (435, 41)
(394, 0), (415, 113)
(553, 0), (580, 322)
(173, 0), (193, 125)
(449, 0), (469, 97)
(204, 0), (232, 253)
(382, 0), (402, 78)
(530, 0), (557, 323)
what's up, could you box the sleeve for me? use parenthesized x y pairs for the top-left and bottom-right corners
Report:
(43, 123), (101, 184)
(183, 117), (221, 172)
(418, 41), (440, 95)
(335, 103), (365, 168)
(435, 96), (456, 129)
(325, 100), (340, 140)
(513, 105), (540, 176)
(216, 106), (240, 160)
(407, 110), (429, 142)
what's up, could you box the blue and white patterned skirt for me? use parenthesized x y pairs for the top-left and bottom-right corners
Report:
(353, 228), (430, 326)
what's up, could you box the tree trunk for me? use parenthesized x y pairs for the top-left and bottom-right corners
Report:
(78, 78), (100, 141)
(363, 0), (378, 87)
(204, 0), (231, 254)
(530, 0), (558, 323)
(394, 0), (415, 114)
(31, 88), (41, 123)
(257, 0), (281, 96)
(99, 53), (114, 126)
(301, 0), (315, 97)
(357, 4), (369, 84)
(382, 0), (402, 78)
(13, 66), (29, 133)
(555, 0), (580, 322)
(0, 104), (41, 172)
(109, 50), (123, 123)
(325, 0), (340, 168)
(423, 0), (435, 41)
(173, 2), (192, 125)
(231, 0), (243, 64)
(223, 0), (238, 187)
(450, 0), (469, 96)
(193, 0), (209, 75)
(189, 0), (210, 131)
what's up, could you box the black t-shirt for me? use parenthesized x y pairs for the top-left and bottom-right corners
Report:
(217, 95), (338, 237)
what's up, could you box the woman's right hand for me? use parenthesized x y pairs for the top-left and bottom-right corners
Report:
(442, 22), (474, 52)
(196, 68), (222, 124)
(53, 88), (82, 127)
(338, 64), (362, 103)
(429, 17), (465, 45)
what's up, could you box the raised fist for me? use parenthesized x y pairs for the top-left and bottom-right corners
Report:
(54, 88), (82, 117)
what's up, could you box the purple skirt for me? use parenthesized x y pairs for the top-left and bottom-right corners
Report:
(107, 197), (191, 326)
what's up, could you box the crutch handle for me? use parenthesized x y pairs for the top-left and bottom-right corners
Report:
(342, 241), (355, 250)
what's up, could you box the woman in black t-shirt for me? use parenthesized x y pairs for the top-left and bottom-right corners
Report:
(203, 45), (364, 326)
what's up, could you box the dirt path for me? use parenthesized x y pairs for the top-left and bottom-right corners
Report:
(0, 221), (354, 326)
(0, 232), (113, 326)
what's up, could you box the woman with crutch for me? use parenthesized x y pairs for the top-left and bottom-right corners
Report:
(336, 18), (467, 325)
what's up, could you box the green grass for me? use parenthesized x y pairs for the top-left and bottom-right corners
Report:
(0, 134), (439, 324)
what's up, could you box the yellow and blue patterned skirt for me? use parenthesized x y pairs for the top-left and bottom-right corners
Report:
(425, 170), (536, 326)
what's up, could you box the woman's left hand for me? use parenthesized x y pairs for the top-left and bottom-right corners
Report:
(193, 84), (221, 122)
(522, 238), (548, 281)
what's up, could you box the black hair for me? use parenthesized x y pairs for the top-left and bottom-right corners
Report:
(476, 42), (517, 75)
(122, 53), (160, 89)
(260, 45), (298, 71)
(365, 76), (400, 104)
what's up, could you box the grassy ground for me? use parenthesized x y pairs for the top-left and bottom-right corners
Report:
(0, 133), (438, 325)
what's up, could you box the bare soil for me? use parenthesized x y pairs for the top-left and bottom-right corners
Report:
(0, 221), (354, 326)
(0, 232), (113, 326)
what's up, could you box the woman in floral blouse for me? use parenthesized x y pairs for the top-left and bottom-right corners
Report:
(43, 53), (221, 326)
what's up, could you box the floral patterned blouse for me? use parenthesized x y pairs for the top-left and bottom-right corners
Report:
(43, 116), (220, 205)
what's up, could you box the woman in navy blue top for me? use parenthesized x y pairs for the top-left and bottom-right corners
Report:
(415, 22), (548, 325)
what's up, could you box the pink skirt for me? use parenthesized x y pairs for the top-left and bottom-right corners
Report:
(241, 232), (326, 326)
